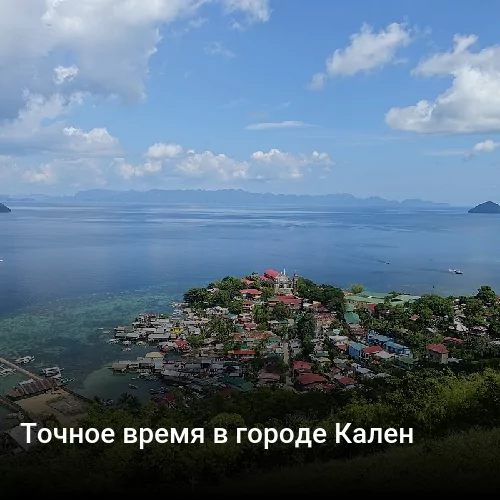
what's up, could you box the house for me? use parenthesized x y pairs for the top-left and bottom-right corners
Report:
(239, 289), (262, 300)
(366, 332), (391, 346)
(293, 361), (313, 373)
(347, 341), (367, 360)
(268, 296), (302, 311)
(427, 344), (449, 364)
(384, 341), (412, 357)
(361, 345), (383, 360)
(337, 376), (357, 389)
(295, 373), (328, 390)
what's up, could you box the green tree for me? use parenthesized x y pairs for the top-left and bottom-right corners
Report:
(184, 287), (209, 306)
(350, 284), (364, 294)
(270, 301), (291, 320)
(476, 285), (497, 308)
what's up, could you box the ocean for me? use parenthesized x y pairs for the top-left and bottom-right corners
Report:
(0, 202), (499, 419)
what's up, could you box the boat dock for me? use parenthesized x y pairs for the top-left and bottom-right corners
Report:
(0, 358), (43, 382)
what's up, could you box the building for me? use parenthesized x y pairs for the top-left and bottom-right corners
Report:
(427, 344), (449, 364)
(361, 345), (383, 360)
(295, 373), (328, 390)
(263, 269), (298, 296)
(348, 341), (368, 361)
(385, 341), (412, 357)
(367, 332), (392, 346)
(268, 295), (302, 311)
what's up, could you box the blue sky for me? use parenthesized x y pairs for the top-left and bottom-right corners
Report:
(1, 0), (500, 205)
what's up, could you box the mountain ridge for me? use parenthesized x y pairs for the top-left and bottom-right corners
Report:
(0, 189), (449, 207)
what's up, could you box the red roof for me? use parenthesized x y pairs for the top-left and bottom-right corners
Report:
(293, 361), (313, 371)
(427, 343), (448, 354)
(241, 279), (254, 285)
(244, 323), (257, 329)
(259, 275), (272, 281)
(240, 289), (261, 295)
(444, 337), (463, 343)
(263, 269), (280, 279)
(296, 373), (328, 386)
(271, 296), (302, 304)
(233, 349), (255, 355)
(367, 304), (376, 311)
(338, 377), (356, 386)
(243, 300), (254, 305)
(336, 344), (347, 351)
(410, 314), (420, 321)
(362, 345), (383, 354)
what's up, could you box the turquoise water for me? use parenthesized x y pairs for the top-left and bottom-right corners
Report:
(0, 285), (181, 413)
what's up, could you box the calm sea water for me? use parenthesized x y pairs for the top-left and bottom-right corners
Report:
(0, 202), (499, 415)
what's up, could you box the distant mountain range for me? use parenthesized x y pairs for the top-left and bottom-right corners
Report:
(0, 189), (449, 207)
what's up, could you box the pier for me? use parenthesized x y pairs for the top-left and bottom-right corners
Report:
(0, 358), (43, 382)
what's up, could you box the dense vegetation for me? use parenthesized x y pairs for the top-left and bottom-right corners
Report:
(3, 366), (500, 492)
(3, 278), (500, 492)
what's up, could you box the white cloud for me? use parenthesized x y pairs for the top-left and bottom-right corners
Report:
(54, 65), (79, 85)
(23, 158), (107, 186)
(246, 121), (313, 130)
(0, 92), (121, 157)
(308, 22), (412, 89)
(0, 0), (271, 120)
(424, 139), (500, 158)
(472, 139), (499, 153)
(146, 143), (183, 159)
(113, 146), (333, 183)
(386, 35), (500, 134)
(251, 149), (333, 179)
(204, 41), (235, 59)
(224, 0), (271, 29)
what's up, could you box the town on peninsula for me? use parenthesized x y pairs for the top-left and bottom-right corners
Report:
(1, 268), (500, 464)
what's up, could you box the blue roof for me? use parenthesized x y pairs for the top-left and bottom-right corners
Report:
(349, 342), (367, 351)
(386, 341), (408, 350)
(370, 334), (391, 342)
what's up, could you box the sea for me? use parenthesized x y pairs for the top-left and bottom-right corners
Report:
(0, 202), (499, 426)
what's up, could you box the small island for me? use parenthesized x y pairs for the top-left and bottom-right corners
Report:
(468, 201), (500, 214)
(0, 202), (11, 213)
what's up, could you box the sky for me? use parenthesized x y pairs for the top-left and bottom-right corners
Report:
(1, 0), (500, 205)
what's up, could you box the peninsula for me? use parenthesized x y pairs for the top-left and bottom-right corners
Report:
(469, 201), (500, 214)
(0, 202), (11, 213)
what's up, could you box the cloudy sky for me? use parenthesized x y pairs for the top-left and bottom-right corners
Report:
(1, 0), (499, 204)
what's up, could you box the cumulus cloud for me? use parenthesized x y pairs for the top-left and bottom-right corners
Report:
(113, 146), (333, 184)
(308, 22), (412, 90)
(246, 121), (313, 130)
(386, 35), (500, 134)
(0, 92), (121, 157)
(0, 0), (271, 119)
(424, 139), (500, 158)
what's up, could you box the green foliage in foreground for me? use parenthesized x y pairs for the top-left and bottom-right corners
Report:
(211, 427), (500, 493)
(3, 367), (500, 492)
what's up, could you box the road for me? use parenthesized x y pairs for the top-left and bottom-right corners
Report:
(282, 340), (294, 390)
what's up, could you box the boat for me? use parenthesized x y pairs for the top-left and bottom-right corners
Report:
(15, 356), (35, 364)
(449, 269), (463, 275)
(40, 366), (62, 377)
(129, 384), (138, 389)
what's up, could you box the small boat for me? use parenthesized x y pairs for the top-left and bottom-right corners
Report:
(15, 356), (35, 364)
(129, 384), (138, 389)
(449, 269), (463, 275)
(40, 366), (62, 377)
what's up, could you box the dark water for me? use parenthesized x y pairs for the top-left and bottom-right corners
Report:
(0, 202), (499, 408)
(0, 203), (498, 314)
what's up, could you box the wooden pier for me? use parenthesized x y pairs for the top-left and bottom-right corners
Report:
(0, 358), (43, 382)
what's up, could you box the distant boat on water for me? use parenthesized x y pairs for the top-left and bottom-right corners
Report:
(449, 269), (463, 275)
